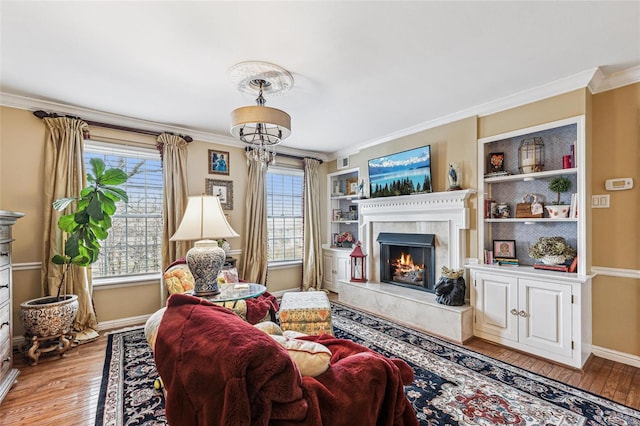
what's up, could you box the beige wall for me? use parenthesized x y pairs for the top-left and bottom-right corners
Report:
(3, 82), (639, 357)
(590, 83), (640, 356)
(0, 107), (302, 336)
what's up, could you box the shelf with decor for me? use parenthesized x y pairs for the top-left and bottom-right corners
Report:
(468, 115), (592, 369)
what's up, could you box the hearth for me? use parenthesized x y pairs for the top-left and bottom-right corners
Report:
(377, 232), (435, 293)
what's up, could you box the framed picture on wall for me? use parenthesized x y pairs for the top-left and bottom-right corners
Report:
(206, 178), (233, 210)
(208, 150), (230, 175)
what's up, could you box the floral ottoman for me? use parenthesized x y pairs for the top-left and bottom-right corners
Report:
(278, 291), (334, 336)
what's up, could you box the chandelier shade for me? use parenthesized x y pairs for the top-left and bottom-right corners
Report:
(229, 61), (294, 167)
(230, 105), (291, 145)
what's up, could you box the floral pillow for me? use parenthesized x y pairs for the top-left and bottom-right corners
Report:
(163, 266), (195, 294)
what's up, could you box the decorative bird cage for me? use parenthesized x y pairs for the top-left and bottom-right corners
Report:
(518, 137), (545, 174)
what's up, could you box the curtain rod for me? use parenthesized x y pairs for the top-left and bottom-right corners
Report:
(32, 110), (193, 142)
(244, 147), (323, 164)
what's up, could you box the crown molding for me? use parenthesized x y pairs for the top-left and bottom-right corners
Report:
(333, 65), (640, 159)
(0, 92), (327, 161)
(588, 65), (640, 94)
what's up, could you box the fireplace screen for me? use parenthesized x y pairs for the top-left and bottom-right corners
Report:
(377, 232), (435, 292)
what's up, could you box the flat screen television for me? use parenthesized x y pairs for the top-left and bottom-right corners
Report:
(368, 145), (432, 198)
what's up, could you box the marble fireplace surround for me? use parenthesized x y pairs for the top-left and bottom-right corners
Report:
(339, 190), (475, 343)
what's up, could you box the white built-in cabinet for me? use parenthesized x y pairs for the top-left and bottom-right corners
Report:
(322, 248), (351, 293)
(322, 168), (359, 293)
(469, 115), (593, 368)
(471, 268), (590, 367)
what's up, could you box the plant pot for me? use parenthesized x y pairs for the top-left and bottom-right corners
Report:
(20, 295), (79, 338)
(538, 255), (566, 265)
(545, 204), (570, 219)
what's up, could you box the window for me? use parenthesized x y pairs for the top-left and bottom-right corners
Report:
(84, 141), (163, 279)
(266, 167), (304, 263)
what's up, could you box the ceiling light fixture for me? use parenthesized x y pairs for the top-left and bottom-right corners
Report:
(229, 61), (293, 167)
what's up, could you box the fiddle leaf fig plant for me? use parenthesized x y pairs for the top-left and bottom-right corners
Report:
(51, 158), (128, 299)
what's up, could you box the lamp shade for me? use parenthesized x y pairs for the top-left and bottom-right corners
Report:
(170, 195), (239, 241)
(230, 105), (291, 145)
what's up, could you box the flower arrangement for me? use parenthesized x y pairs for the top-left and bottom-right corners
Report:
(528, 236), (576, 263)
(337, 231), (354, 247)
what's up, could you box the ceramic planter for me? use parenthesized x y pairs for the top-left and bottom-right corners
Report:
(20, 295), (78, 338)
(545, 204), (570, 219)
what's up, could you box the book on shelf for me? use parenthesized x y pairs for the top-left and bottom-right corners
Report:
(534, 263), (569, 272)
(484, 171), (512, 178)
(495, 257), (519, 265)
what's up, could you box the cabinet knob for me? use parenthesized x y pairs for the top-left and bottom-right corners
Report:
(0, 321), (8, 328)
(0, 252), (8, 257)
(0, 284), (8, 289)
(519, 310), (528, 318)
(2, 357), (10, 365)
(510, 308), (518, 316)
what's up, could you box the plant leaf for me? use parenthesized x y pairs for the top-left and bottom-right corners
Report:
(52, 197), (76, 211)
(90, 158), (106, 178)
(99, 168), (128, 186)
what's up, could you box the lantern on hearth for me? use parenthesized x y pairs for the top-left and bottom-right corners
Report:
(350, 241), (367, 283)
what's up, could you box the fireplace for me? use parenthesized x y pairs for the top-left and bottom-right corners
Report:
(377, 232), (436, 293)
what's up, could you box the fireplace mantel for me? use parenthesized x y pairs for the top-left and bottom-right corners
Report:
(355, 189), (475, 275)
(340, 190), (476, 343)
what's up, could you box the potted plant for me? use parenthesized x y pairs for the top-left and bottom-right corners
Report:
(20, 159), (128, 351)
(528, 236), (576, 265)
(545, 176), (572, 218)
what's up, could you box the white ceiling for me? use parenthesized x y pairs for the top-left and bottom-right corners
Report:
(1, 1), (639, 158)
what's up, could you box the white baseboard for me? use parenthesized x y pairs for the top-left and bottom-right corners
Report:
(591, 345), (640, 368)
(97, 314), (152, 331)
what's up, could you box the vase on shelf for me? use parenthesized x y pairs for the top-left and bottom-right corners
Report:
(538, 255), (566, 265)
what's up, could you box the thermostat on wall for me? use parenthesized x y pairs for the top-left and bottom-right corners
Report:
(605, 178), (633, 191)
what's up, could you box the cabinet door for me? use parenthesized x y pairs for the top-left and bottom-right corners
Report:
(335, 254), (351, 284)
(322, 252), (336, 291)
(518, 278), (572, 358)
(474, 272), (518, 342)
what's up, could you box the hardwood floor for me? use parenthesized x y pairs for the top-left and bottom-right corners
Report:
(1, 321), (639, 425)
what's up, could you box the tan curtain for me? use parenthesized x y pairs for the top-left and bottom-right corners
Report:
(240, 157), (269, 284)
(40, 116), (98, 341)
(302, 158), (323, 290)
(158, 133), (189, 270)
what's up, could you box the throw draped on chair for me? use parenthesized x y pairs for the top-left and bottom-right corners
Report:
(157, 133), (189, 272)
(40, 116), (98, 342)
(240, 156), (269, 284)
(302, 158), (323, 290)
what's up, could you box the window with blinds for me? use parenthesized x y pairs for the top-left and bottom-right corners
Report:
(266, 167), (304, 263)
(84, 141), (163, 279)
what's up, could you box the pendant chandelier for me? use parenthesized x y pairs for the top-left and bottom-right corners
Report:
(229, 61), (293, 167)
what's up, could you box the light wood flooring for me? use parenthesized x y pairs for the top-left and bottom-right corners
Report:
(1, 315), (639, 425)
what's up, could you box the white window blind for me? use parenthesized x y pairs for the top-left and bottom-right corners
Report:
(266, 166), (304, 263)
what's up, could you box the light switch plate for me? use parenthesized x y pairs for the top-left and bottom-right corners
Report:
(591, 194), (610, 208)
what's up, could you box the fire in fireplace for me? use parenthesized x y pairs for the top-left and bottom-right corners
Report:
(377, 232), (435, 292)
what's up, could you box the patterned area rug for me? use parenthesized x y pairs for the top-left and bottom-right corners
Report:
(96, 303), (640, 425)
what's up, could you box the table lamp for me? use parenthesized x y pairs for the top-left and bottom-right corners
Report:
(170, 195), (239, 295)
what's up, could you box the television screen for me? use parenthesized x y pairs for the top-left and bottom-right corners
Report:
(368, 145), (432, 198)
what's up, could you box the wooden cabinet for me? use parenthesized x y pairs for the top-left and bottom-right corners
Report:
(322, 248), (351, 293)
(0, 210), (24, 404)
(470, 266), (591, 368)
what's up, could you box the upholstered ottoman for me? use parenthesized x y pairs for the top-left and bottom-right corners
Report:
(279, 291), (334, 336)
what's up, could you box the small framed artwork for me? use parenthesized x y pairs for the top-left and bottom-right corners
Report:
(493, 239), (516, 259)
(208, 150), (230, 175)
(205, 178), (234, 210)
(346, 177), (358, 195)
(332, 209), (342, 221)
(488, 152), (505, 173)
(332, 233), (339, 246)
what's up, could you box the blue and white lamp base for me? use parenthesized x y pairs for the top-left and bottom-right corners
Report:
(186, 240), (226, 296)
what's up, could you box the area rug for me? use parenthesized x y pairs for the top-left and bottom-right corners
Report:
(96, 302), (640, 425)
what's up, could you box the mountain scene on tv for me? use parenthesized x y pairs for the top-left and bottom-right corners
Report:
(368, 146), (432, 198)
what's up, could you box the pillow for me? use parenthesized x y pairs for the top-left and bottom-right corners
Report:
(144, 307), (166, 351)
(270, 335), (332, 377)
(254, 321), (283, 335)
(163, 266), (195, 294)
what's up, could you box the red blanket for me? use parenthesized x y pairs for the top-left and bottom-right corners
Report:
(155, 293), (418, 426)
